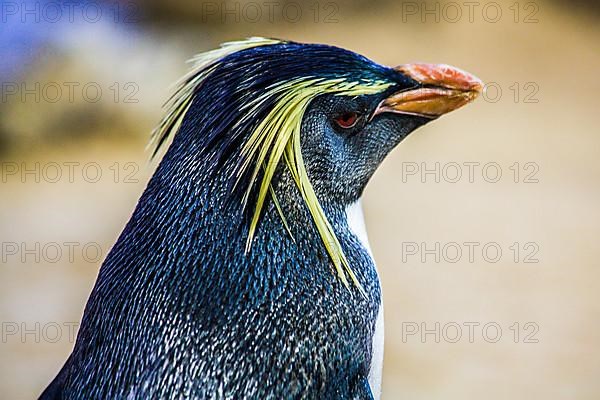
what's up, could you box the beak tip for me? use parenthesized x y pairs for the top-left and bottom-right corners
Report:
(470, 78), (484, 97)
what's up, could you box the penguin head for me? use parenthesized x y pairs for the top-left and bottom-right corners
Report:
(296, 62), (482, 207)
(153, 38), (482, 290)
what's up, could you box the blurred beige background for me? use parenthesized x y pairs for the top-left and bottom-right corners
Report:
(1, 0), (599, 398)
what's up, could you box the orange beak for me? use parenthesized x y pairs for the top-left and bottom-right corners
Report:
(374, 63), (483, 118)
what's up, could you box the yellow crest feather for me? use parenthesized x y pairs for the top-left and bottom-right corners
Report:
(151, 37), (283, 155)
(241, 77), (392, 295)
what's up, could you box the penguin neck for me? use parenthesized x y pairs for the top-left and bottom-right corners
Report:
(117, 141), (357, 280)
(97, 134), (381, 315)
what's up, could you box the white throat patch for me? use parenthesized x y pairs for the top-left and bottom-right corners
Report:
(345, 200), (383, 399)
(345, 200), (374, 257)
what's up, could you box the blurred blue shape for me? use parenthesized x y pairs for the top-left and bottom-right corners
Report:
(0, 0), (139, 82)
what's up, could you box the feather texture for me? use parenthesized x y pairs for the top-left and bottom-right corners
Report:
(151, 38), (393, 292)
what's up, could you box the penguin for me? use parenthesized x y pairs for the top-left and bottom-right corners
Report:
(40, 38), (481, 400)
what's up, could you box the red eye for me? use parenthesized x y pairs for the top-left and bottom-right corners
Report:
(334, 112), (360, 129)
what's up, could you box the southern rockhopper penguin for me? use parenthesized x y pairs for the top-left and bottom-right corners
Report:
(40, 38), (481, 399)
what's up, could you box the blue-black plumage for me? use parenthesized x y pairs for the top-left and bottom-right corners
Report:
(40, 38), (481, 399)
